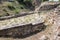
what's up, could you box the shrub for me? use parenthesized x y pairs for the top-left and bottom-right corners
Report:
(8, 5), (15, 10)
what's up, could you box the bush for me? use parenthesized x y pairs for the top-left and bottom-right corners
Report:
(8, 5), (15, 10)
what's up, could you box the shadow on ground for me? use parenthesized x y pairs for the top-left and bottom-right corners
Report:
(0, 23), (47, 39)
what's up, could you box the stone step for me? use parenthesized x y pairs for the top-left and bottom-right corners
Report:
(0, 13), (45, 30)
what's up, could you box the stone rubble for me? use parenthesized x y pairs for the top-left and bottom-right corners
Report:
(0, 1), (60, 40)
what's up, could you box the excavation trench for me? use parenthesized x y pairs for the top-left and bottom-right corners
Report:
(0, 23), (46, 38)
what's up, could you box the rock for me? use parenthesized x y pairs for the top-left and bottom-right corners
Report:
(54, 5), (60, 15)
(32, 0), (41, 8)
(39, 1), (60, 11)
(39, 35), (49, 40)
